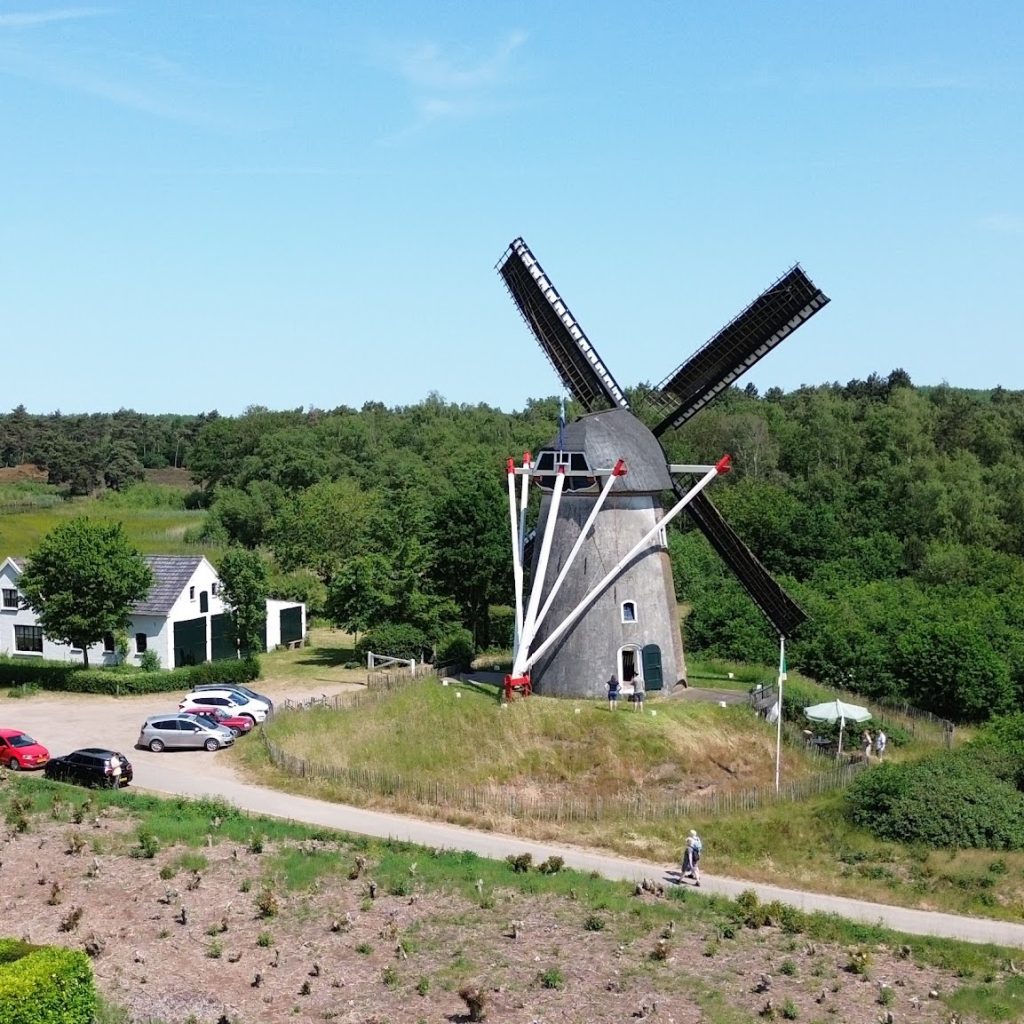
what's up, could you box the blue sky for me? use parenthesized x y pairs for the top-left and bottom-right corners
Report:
(2, 2), (1021, 415)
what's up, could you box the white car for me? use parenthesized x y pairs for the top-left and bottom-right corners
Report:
(179, 688), (269, 725)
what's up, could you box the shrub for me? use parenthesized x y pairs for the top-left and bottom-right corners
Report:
(435, 627), (475, 668)
(845, 754), (1024, 849)
(0, 655), (260, 695)
(139, 650), (161, 672)
(355, 623), (426, 662)
(537, 967), (563, 989)
(255, 886), (279, 919)
(505, 853), (532, 874)
(0, 940), (97, 1024)
(134, 830), (159, 859)
(459, 983), (488, 1020)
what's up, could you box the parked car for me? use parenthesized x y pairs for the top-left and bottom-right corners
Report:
(180, 705), (254, 737)
(44, 748), (132, 788)
(192, 683), (274, 714)
(138, 713), (235, 753)
(0, 728), (50, 771)
(179, 689), (269, 724)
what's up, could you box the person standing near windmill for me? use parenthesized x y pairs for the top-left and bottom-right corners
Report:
(606, 673), (620, 711)
(632, 672), (645, 712)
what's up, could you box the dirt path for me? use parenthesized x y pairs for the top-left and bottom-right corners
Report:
(6, 685), (1024, 949)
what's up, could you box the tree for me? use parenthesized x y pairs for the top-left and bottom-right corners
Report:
(217, 548), (269, 657)
(18, 518), (153, 668)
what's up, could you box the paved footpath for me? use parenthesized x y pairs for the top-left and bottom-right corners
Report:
(136, 762), (1024, 950)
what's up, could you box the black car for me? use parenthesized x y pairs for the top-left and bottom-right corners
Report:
(44, 748), (133, 788)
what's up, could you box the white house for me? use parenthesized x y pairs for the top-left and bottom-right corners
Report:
(0, 555), (306, 669)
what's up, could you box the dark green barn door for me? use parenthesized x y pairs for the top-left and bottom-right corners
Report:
(280, 606), (302, 645)
(210, 613), (237, 661)
(174, 617), (208, 667)
(642, 644), (664, 690)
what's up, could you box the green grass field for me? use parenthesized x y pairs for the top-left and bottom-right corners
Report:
(0, 488), (217, 559)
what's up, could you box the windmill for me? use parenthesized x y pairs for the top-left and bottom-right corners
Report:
(497, 237), (829, 699)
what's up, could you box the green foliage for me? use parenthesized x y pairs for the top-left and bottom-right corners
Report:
(537, 967), (564, 989)
(17, 518), (153, 668)
(355, 622), (427, 661)
(0, 655), (259, 695)
(435, 626), (475, 667)
(139, 649), (161, 672)
(845, 755), (1024, 849)
(218, 548), (269, 656)
(0, 939), (97, 1024)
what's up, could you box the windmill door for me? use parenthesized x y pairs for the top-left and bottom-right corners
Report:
(642, 644), (664, 690)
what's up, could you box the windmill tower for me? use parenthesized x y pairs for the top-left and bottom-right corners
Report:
(497, 237), (829, 699)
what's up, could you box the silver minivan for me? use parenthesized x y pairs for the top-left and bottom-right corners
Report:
(137, 713), (235, 753)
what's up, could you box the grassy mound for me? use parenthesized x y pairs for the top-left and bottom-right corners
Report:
(256, 678), (822, 802)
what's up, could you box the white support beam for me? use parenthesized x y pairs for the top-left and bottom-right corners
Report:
(533, 459), (625, 636)
(522, 456), (731, 673)
(506, 457), (525, 657)
(514, 466), (566, 676)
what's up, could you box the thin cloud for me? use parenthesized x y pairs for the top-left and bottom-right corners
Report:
(980, 214), (1024, 236)
(0, 7), (108, 28)
(396, 30), (526, 91)
(381, 30), (528, 137)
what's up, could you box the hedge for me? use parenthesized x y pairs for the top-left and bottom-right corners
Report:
(0, 656), (260, 695)
(0, 939), (96, 1024)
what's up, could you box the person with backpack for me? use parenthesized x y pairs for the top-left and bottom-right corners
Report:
(681, 829), (703, 886)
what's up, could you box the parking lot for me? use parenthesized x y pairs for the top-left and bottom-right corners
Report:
(1, 676), (363, 791)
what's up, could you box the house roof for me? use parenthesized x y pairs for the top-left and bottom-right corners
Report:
(133, 556), (205, 615)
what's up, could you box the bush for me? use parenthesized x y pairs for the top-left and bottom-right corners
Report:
(0, 655), (260, 695)
(0, 939), (97, 1024)
(845, 754), (1024, 849)
(355, 623), (426, 662)
(435, 627), (475, 668)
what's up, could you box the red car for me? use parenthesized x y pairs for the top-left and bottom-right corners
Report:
(0, 728), (50, 770)
(180, 706), (253, 737)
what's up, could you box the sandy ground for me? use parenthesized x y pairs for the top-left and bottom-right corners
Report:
(0, 811), (970, 1024)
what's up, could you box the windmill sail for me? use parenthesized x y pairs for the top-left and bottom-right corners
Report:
(498, 238), (628, 413)
(681, 485), (807, 637)
(650, 266), (829, 438)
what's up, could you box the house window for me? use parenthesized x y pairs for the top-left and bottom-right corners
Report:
(2, 588), (18, 609)
(621, 601), (637, 623)
(14, 625), (43, 653)
(189, 586), (195, 600)
(211, 583), (218, 596)
(103, 633), (115, 653)
(136, 633), (148, 653)
(200, 591), (209, 613)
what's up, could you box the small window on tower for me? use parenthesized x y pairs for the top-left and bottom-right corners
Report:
(621, 601), (637, 623)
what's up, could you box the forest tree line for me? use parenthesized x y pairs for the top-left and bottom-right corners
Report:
(2, 372), (1023, 723)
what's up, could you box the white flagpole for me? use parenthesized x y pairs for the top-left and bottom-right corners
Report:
(774, 635), (785, 794)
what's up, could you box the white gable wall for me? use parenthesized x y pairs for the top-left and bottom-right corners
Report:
(1, 556), (304, 666)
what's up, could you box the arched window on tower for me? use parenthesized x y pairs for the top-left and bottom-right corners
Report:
(621, 601), (637, 623)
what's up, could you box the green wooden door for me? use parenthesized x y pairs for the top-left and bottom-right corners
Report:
(280, 606), (302, 645)
(173, 617), (208, 667)
(210, 613), (236, 661)
(642, 644), (664, 690)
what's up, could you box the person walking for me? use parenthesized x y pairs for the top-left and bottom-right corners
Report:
(861, 729), (873, 762)
(606, 673), (620, 711)
(875, 729), (887, 760)
(681, 829), (702, 886)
